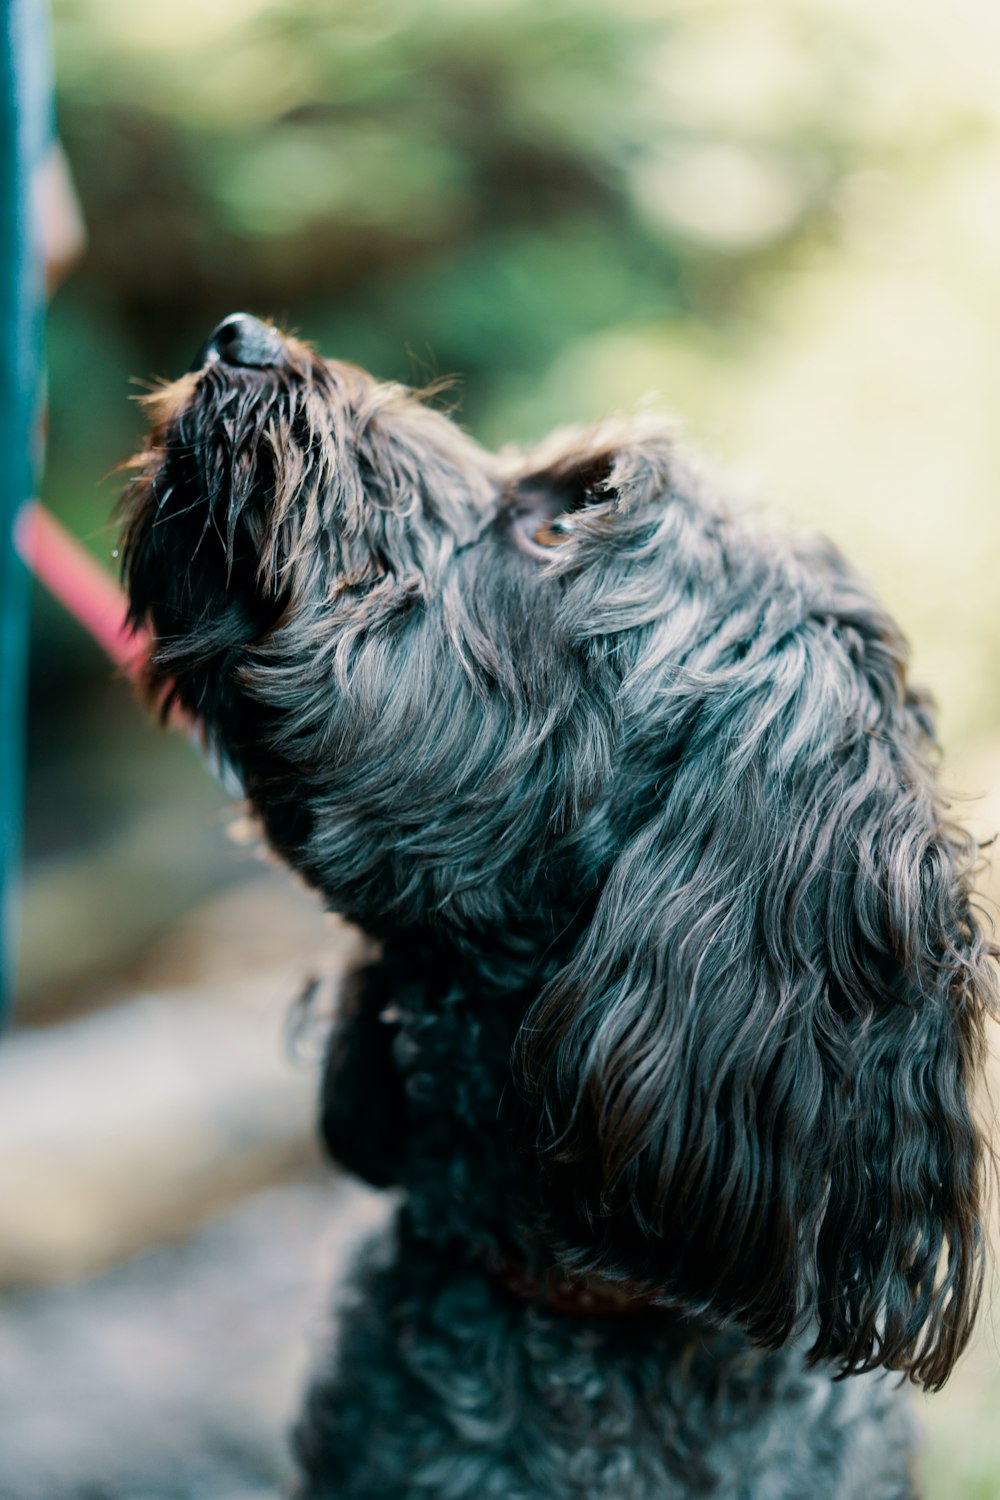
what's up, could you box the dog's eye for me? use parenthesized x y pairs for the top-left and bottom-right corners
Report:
(532, 517), (575, 548)
(510, 501), (578, 559)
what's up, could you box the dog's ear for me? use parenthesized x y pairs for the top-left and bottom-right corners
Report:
(506, 418), (676, 555)
(517, 594), (995, 1390)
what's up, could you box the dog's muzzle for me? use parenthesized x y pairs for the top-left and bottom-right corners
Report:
(192, 312), (287, 372)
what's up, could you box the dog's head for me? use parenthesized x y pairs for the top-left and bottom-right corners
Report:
(122, 313), (995, 1389)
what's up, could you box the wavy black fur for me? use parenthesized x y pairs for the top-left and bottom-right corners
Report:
(120, 319), (996, 1498)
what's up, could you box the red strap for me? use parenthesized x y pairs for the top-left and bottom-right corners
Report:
(14, 500), (148, 674)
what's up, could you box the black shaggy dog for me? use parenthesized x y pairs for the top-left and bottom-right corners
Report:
(122, 313), (996, 1498)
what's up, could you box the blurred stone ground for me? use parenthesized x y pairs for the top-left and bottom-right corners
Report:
(3, 825), (387, 1499)
(0, 1177), (390, 1500)
(1, 871), (363, 1284)
(4, 664), (1000, 1499)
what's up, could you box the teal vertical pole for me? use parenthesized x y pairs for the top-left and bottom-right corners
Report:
(0, 0), (50, 1021)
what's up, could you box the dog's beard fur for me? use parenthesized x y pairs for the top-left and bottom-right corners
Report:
(121, 323), (996, 1394)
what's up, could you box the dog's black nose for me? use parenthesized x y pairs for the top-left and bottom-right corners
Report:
(193, 313), (286, 371)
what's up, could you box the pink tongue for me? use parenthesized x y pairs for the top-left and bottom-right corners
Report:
(15, 500), (149, 675)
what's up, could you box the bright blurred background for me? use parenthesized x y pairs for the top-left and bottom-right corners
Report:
(4, 1), (1000, 1496)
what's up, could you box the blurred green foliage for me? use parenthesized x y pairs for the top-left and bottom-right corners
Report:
(51, 0), (857, 380)
(46, 0), (869, 527)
